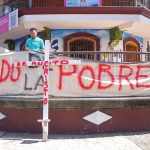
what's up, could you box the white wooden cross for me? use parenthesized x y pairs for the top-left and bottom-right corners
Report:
(14, 40), (81, 142)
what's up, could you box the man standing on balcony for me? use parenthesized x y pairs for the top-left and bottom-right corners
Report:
(25, 27), (45, 53)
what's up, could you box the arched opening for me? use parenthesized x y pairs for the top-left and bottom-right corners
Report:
(64, 32), (100, 60)
(69, 37), (95, 52)
(123, 37), (140, 62)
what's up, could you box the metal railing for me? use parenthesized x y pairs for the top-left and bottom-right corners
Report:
(53, 51), (150, 64)
(103, 0), (150, 8)
(103, 0), (135, 7)
(0, 0), (149, 17)
(32, 0), (64, 8)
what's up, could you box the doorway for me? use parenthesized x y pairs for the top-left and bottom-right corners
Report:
(123, 37), (140, 62)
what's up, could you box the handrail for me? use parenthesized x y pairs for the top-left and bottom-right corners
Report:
(53, 51), (150, 54)
(52, 51), (150, 64)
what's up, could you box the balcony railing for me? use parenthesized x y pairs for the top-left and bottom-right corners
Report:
(52, 51), (150, 64)
(0, 0), (149, 17)
(32, 0), (64, 8)
(103, 0), (135, 6)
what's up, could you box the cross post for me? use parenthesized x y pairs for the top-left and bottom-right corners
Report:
(14, 40), (81, 142)
(37, 40), (50, 142)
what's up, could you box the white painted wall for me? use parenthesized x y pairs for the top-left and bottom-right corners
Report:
(0, 44), (9, 53)
(143, 38), (150, 52)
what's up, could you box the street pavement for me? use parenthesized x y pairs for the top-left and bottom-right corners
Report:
(0, 131), (150, 150)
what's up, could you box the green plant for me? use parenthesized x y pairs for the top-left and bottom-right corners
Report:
(40, 27), (51, 41)
(4, 39), (15, 51)
(109, 26), (123, 48)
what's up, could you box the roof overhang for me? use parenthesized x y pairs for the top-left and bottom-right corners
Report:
(0, 12), (150, 40)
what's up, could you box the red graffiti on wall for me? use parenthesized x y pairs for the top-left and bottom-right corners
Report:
(43, 61), (49, 105)
(136, 65), (150, 88)
(58, 65), (77, 90)
(98, 64), (114, 89)
(59, 64), (150, 91)
(14, 59), (70, 67)
(0, 59), (21, 82)
(1, 58), (150, 92)
(78, 65), (95, 90)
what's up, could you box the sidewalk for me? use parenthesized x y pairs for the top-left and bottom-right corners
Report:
(0, 131), (150, 150)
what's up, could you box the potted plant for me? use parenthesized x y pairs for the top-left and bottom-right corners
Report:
(109, 26), (124, 49)
(40, 27), (51, 41)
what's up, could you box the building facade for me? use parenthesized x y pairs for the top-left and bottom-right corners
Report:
(1, 0), (150, 134)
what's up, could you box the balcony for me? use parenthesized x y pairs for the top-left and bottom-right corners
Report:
(0, 0), (150, 17)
